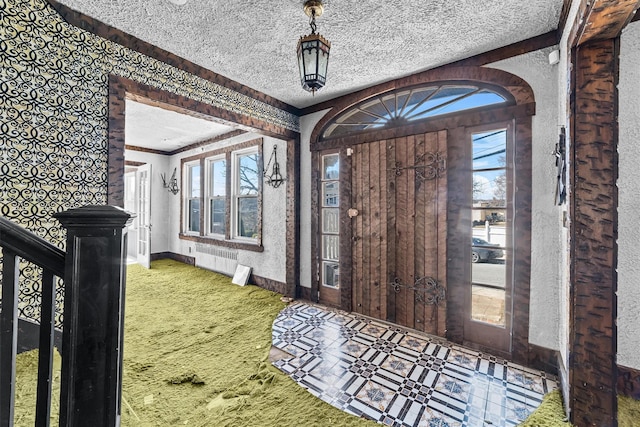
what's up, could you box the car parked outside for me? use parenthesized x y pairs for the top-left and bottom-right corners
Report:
(472, 237), (503, 263)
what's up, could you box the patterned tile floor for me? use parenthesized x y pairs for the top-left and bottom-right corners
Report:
(272, 302), (558, 427)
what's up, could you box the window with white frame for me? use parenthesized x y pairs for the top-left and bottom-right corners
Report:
(233, 149), (260, 240)
(207, 157), (226, 236)
(181, 140), (262, 247)
(185, 161), (201, 233)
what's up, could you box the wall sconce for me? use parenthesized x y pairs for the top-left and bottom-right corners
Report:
(263, 145), (286, 188)
(161, 167), (179, 195)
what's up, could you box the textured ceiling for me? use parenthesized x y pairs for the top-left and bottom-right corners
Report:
(56, 0), (564, 109)
(125, 100), (236, 151)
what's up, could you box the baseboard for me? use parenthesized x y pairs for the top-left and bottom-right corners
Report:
(618, 364), (640, 399)
(249, 274), (287, 295)
(17, 318), (63, 354)
(297, 285), (312, 301)
(527, 344), (559, 376)
(150, 251), (195, 265)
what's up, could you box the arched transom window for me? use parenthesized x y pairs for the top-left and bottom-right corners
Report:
(322, 83), (511, 139)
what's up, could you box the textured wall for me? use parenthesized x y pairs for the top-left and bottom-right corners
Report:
(489, 48), (561, 351)
(0, 0), (296, 323)
(617, 20), (640, 370)
(163, 133), (288, 283)
(298, 111), (329, 289)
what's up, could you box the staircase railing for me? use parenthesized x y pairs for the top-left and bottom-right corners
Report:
(0, 206), (132, 427)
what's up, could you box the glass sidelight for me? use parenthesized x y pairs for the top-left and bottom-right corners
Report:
(470, 129), (508, 327)
(321, 153), (340, 289)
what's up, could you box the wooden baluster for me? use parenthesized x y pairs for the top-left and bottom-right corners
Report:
(0, 250), (19, 427)
(35, 269), (57, 427)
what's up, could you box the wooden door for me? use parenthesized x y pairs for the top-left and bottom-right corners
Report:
(351, 131), (447, 335)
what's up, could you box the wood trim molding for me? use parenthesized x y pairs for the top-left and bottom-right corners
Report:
(308, 67), (536, 147)
(108, 74), (295, 206)
(178, 234), (264, 253)
(46, 0), (299, 116)
(575, 0), (640, 45)
(249, 274), (287, 296)
(297, 285), (312, 301)
(527, 345), (559, 377)
(300, 33), (554, 116)
(150, 252), (195, 265)
(124, 145), (168, 156)
(180, 137), (263, 164)
(618, 364), (640, 400)
(285, 136), (300, 298)
(569, 38), (619, 427)
(557, 0), (574, 40)
(124, 160), (145, 167)
(312, 103), (535, 152)
(310, 150), (320, 304)
(149, 252), (286, 295)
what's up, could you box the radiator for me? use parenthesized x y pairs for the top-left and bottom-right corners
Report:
(195, 244), (238, 276)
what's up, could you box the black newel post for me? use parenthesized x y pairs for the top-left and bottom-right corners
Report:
(54, 206), (133, 427)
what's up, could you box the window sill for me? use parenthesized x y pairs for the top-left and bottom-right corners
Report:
(179, 233), (264, 253)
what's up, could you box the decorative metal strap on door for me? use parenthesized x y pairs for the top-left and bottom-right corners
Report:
(390, 276), (446, 305)
(390, 152), (446, 181)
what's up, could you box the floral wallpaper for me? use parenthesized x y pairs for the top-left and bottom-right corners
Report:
(0, 0), (299, 324)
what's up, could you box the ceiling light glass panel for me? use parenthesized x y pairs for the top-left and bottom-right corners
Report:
(322, 83), (509, 139)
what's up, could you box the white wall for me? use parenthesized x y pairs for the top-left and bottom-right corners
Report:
(123, 150), (171, 255)
(299, 110), (331, 289)
(488, 48), (561, 351)
(617, 20), (640, 370)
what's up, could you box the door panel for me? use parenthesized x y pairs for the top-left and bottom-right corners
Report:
(136, 163), (151, 269)
(351, 131), (447, 335)
(463, 125), (512, 353)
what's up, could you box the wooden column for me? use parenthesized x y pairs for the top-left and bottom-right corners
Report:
(54, 205), (133, 427)
(570, 38), (619, 427)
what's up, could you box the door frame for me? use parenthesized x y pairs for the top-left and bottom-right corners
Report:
(309, 69), (533, 363)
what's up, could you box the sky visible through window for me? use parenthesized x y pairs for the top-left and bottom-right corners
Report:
(473, 129), (506, 201)
(324, 84), (507, 138)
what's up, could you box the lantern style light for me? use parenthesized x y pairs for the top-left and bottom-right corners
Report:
(297, 0), (331, 94)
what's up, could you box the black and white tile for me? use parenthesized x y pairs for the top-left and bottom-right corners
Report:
(272, 302), (558, 427)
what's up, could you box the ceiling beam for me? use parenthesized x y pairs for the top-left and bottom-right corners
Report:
(575, 0), (640, 45)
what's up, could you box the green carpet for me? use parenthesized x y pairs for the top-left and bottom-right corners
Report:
(12, 259), (640, 425)
(15, 259), (377, 426)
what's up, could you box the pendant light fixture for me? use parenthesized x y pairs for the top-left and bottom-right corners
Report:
(297, 0), (331, 94)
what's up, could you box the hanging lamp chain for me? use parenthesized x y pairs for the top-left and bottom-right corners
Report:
(309, 8), (317, 34)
